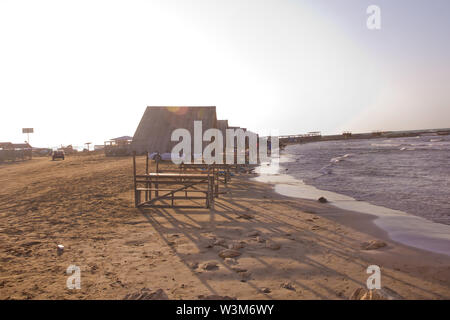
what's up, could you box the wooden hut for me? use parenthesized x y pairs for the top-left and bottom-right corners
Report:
(131, 106), (218, 155)
(216, 120), (228, 137)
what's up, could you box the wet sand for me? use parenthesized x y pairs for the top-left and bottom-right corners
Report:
(0, 154), (449, 299)
(254, 170), (450, 256)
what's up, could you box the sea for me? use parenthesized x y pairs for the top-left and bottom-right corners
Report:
(280, 134), (450, 225)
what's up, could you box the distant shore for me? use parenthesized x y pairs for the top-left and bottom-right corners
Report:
(279, 128), (450, 146)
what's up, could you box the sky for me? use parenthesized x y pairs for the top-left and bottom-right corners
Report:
(0, 0), (449, 148)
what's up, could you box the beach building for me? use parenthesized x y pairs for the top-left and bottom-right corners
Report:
(131, 106), (218, 156)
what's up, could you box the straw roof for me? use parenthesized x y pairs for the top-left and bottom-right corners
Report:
(131, 106), (218, 154)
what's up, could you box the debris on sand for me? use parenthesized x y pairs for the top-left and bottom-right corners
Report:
(228, 241), (245, 250)
(349, 287), (402, 300)
(201, 261), (219, 271)
(239, 271), (252, 281)
(57, 244), (64, 256)
(219, 249), (241, 259)
(318, 197), (328, 203)
(213, 239), (228, 248)
(23, 241), (41, 247)
(202, 240), (214, 248)
(265, 240), (281, 250)
(123, 288), (169, 300)
(237, 213), (254, 220)
(245, 230), (260, 237)
(224, 258), (238, 265)
(256, 236), (265, 243)
(281, 282), (296, 291)
(231, 267), (247, 273)
(361, 240), (387, 250)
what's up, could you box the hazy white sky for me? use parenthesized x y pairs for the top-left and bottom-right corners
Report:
(1, 0), (449, 148)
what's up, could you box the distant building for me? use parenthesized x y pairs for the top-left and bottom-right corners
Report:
(0, 142), (13, 150)
(94, 145), (105, 151)
(0, 142), (32, 162)
(104, 136), (133, 156)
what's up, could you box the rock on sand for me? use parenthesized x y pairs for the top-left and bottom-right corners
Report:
(201, 261), (219, 271)
(361, 240), (387, 250)
(265, 240), (281, 250)
(123, 288), (169, 300)
(219, 249), (241, 259)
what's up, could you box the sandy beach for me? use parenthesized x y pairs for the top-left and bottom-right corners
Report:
(0, 154), (449, 300)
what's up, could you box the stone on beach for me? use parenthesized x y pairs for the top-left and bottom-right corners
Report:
(218, 249), (241, 259)
(239, 271), (252, 281)
(361, 240), (387, 250)
(256, 236), (265, 243)
(213, 239), (228, 248)
(237, 213), (254, 220)
(123, 288), (168, 300)
(265, 240), (281, 250)
(231, 267), (247, 273)
(228, 241), (245, 250)
(245, 230), (260, 237)
(201, 261), (219, 271)
(318, 197), (328, 203)
(281, 282), (296, 291)
(224, 258), (238, 265)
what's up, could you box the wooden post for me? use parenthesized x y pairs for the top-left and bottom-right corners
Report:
(133, 152), (138, 207)
(213, 166), (219, 198)
(145, 153), (149, 202)
(209, 175), (214, 209)
(155, 173), (159, 198)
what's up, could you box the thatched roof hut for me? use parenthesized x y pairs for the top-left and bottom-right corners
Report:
(131, 106), (218, 154)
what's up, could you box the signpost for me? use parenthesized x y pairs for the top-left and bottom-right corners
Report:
(22, 128), (34, 145)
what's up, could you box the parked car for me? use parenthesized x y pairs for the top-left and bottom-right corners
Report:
(148, 152), (187, 162)
(52, 150), (65, 161)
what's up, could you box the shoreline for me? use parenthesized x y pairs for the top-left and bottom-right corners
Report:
(254, 161), (450, 257)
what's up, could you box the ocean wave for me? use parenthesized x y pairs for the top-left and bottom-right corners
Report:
(283, 135), (450, 225)
(329, 153), (353, 163)
(319, 165), (333, 175)
(371, 143), (401, 147)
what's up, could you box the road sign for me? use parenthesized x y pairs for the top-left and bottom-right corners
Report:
(22, 128), (34, 133)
